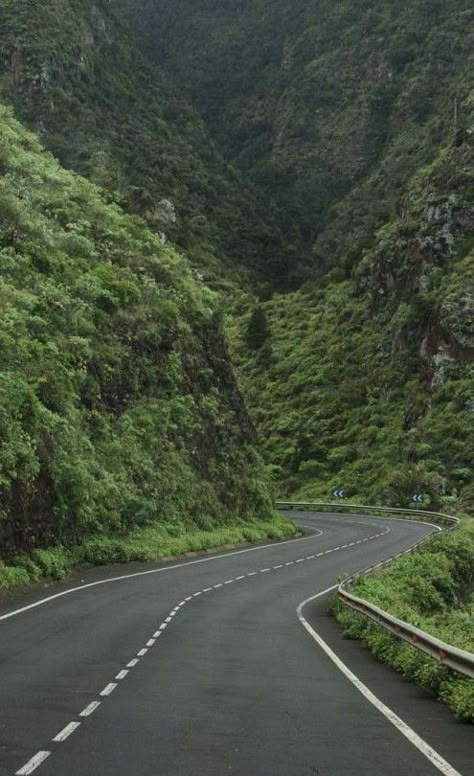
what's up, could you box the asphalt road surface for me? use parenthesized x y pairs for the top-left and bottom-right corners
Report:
(0, 512), (472, 775)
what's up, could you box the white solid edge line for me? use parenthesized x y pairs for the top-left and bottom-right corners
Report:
(16, 751), (51, 775)
(53, 721), (81, 742)
(296, 588), (462, 776)
(0, 523), (326, 623)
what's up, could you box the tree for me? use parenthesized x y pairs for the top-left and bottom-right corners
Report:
(245, 305), (268, 350)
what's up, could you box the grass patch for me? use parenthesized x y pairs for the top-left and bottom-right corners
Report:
(0, 513), (297, 591)
(333, 522), (474, 721)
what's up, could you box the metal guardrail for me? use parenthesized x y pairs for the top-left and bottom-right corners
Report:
(276, 501), (474, 679)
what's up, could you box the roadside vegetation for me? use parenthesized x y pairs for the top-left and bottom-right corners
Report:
(333, 521), (474, 721)
(0, 513), (297, 592)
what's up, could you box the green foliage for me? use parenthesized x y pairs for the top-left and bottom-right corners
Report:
(0, 0), (299, 286)
(0, 105), (274, 561)
(245, 306), (269, 350)
(334, 524), (474, 721)
(0, 513), (297, 588)
(116, 0), (474, 271)
(230, 138), (474, 507)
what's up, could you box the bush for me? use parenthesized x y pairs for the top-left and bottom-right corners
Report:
(334, 523), (474, 721)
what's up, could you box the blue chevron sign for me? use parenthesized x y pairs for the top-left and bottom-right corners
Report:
(411, 493), (423, 503)
(331, 488), (345, 499)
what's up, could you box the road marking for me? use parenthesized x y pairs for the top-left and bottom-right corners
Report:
(116, 669), (129, 680)
(100, 682), (117, 697)
(224, 579), (234, 585)
(273, 564), (283, 569)
(203, 587), (213, 592)
(0, 522), (327, 623)
(297, 589), (462, 776)
(79, 701), (101, 717)
(11, 515), (436, 776)
(16, 751), (51, 775)
(1, 515), (438, 628)
(146, 638), (156, 647)
(53, 721), (81, 742)
(305, 555), (315, 560)
(193, 591), (202, 596)
(213, 582), (223, 587)
(235, 575), (246, 580)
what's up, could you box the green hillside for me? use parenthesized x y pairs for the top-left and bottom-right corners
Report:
(230, 136), (474, 509)
(115, 0), (473, 271)
(116, 0), (474, 510)
(0, 0), (473, 560)
(0, 105), (274, 561)
(0, 0), (300, 286)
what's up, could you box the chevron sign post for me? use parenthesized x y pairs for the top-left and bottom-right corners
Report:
(331, 488), (346, 499)
(411, 493), (423, 503)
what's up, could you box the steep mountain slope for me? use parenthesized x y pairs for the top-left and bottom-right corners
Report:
(115, 0), (473, 269)
(1, 0), (473, 516)
(114, 0), (474, 510)
(0, 105), (273, 560)
(0, 0), (300, 286)
(230, 133), (474, 509)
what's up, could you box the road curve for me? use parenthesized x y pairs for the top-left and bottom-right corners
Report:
(0, 512), (471, 776)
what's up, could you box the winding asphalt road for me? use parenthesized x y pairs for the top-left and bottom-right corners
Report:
(0, 512), (472, 775)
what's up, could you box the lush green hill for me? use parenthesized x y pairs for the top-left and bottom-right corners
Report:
(0, 0), (300, 286)
(115, 0), (474, 510)
(0, 105), (274, 562)
(230, 134), (474, 510)
(116, 0), (473, 269)
(1, 0), (473, 533)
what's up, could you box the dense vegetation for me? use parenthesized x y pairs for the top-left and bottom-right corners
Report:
(115, 0), (474, 270)
(0, 105), (278, 565)
(0, 0), (473, 581)
(116, 0), (474, 510)
(334, 523), (474, 721)
(231, 137), (474, 508)
(0, 0), (300, 285)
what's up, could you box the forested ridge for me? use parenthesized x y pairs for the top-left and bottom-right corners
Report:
(0, 0), (473, 573)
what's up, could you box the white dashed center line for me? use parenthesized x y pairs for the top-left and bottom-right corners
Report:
(53, 722), (81, 742)
(79, 701), (101, 718)
(14, 522), (391, 776)
(16, 751), (51, 775)
(100, 682), (117, 697)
